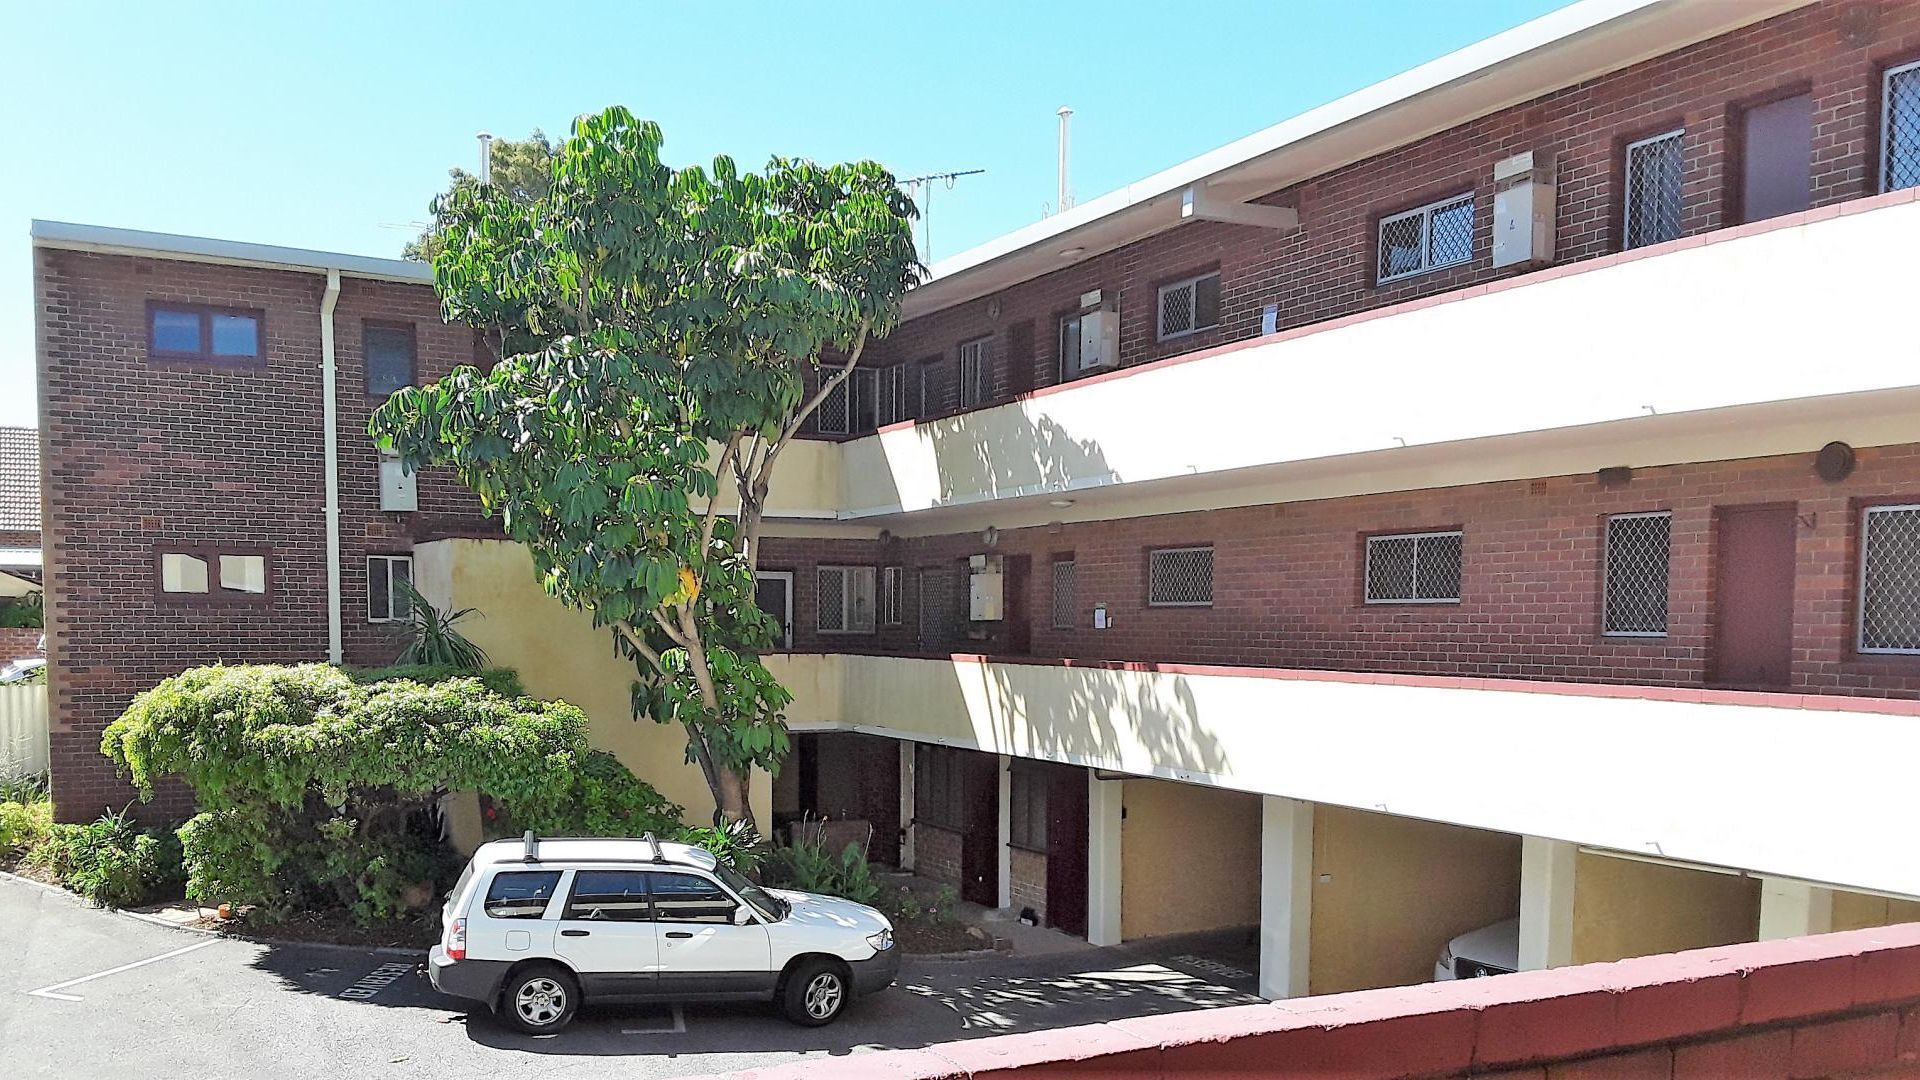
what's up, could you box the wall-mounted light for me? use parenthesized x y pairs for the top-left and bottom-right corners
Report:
(1048, 498), (1075, 509)
(1058, 246), (1085, 259)
(981, 526), (1000, 547)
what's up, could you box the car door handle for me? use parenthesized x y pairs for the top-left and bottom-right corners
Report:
(560, 929), (591, 937)
(665, 931), (694, 939)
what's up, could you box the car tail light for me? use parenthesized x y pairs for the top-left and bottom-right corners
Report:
(447, 917), (467, 960)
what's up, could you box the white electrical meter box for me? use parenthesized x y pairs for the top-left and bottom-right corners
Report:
(1492, 151), (1556, 269)
(379, 457), (417, 512)
(969, 571), (1004, 621)
(1077, 310), (1120, 373)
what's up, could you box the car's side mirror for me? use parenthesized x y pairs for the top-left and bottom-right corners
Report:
(732, 906), (753, 926)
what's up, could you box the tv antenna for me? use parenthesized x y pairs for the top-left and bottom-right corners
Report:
(901, 168), (985, 263)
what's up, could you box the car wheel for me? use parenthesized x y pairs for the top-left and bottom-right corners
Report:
(781, 958), (849, 1027)
(499, 964), (579, 1035)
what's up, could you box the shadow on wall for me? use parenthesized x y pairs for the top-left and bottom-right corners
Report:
(915, 407), (1117, 508)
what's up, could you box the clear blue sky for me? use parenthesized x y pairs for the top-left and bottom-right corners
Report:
(0, 0), (1566, 428)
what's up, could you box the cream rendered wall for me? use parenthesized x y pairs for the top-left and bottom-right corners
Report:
(842, 198), (1920, 528)
(785, 652), (1920, 899)
(1831, 892), (1920, 933)
(1308, 806), (1520, 995)
(1571, 854), (1759, 964)
(1118, 779), (1261, 941)
(417, 539), (771, 829)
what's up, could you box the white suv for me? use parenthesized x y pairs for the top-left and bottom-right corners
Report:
(427, 833), (898, 1033)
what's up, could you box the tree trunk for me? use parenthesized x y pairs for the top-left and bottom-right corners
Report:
(713, 763), (754, 828)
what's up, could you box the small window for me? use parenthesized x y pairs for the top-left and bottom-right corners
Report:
(1156, 272), (1221, 341)
(914, 745), (968, 829)
(1603, 512), (1671, 636)
(364, 322), (417, 397)
(1884, 60), (1920, 193)
(1376, 193), (1474, 283)
(1148, 546), (1213, 607)
(1623, 129), (1685, 249)
(148, 303), (263, 365)
(1858, 505), (1920, 653)
(157, 547), (268, 601)
(1051, 558), (1077, 630)
(368, 554), (414, 623)
(1009, 763), (1047, 852)
(876, 363), (917, 427)
(816, 366), (853, 435)
(957, 337), (992, 409)
(817, 565), (877, 634)
(649, 872), (736, 924)
(1364, 531), (1463, 604)
(484, 870), (561, 919)
(880, 566), (905, 627)
(565, 870), (652, 922)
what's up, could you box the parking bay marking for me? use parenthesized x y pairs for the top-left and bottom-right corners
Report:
(25, 938), (220, 1002)
(338, 962), (417, 1000)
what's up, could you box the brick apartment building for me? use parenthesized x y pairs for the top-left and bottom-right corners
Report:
(0, 425), (44, 662)
(31, 0), (1920, 1001)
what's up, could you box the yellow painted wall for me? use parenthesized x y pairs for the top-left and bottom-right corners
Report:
(423, 539), (771, 830)
(1831, 891), (1920, 932)
(1571, 854), (1759, 964)
(1119, 779), (1261, 941)
(1309, 806), (1521, 995)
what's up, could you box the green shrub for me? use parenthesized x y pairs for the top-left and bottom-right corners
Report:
(348, 664), (524, 697)
(101, 662), (677, 926)
(28, 809), (182, 908)
(0, 594), (42, 628)
(0, 796), (51, 858)
(675, 819), (766, 877)
(765, 833), (883, 906)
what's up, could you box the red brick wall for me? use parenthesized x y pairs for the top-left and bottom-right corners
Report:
(1009, 847), (1046, 923)
(762, 441), (1920, 698)
(0, 628), (41, 663)
(913, 824), (963, 890)
(34, 250), (490, 822)
(692, 924), (1920, 1080)
(836, 1), (1920, 426)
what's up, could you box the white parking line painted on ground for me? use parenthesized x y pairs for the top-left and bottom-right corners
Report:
(24, 938), (220, 1002)
(620, 1005), (686, 1035)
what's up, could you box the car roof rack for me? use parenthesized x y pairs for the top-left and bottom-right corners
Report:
(522, 830), (539, 864)
(643, 832), (665, 864)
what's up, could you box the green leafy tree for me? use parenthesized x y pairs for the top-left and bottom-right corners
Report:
(371, 107), (919, 826)
(402, 130), (555, 263)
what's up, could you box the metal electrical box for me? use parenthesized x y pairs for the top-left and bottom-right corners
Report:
(1492, 151), (1556, 269)
(379, 457), (417, 512)
(1076, 310), (1120, 373)
(969, 554), (1003, 621)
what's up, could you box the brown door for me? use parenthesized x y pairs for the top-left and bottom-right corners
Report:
(1002, 555), (1032, 655)
(1740, 93), (1811, 223)
(1711, 506), (1797, 686)
(959, 753), (1000, 907)
(1044, 764), (1089, 937)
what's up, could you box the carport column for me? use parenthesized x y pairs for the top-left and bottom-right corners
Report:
(997, 755), (1013, 909)
(1518, 836), (1577, 970)
(1258, 795), (1313, 1000)
(899, 741), (916, 872)
(1087, 774), (1124, 946)
(1758, 878), (1834, 940)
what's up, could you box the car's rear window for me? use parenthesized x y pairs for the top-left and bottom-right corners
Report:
(484, 870), (561, 919)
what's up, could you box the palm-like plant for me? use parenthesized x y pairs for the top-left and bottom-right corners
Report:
(389, 579), (489, 670)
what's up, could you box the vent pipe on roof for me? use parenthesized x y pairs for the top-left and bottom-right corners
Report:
(476, 131), (495, 186)
(1056, 107), (1075, 213)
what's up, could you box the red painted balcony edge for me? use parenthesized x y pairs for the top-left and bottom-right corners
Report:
(775, 647), (1920, 717)
(693, 925), (1920, 1080)
(861, 185), (1920, 439)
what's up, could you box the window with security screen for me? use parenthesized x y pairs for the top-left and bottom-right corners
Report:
(957, 337), (992, 409)
(1623, 129), (1685, 249)
(1858, 505), (1920, 653)
(1051, 557), (1077, 629)
(880, 565), (904, 627)
(1156, 272), (1221, 341)
(815, 366), (852, 434)
(1885, 60), (1920, 193)
(817, 565), (876, 634)
(1148, 546), (1213, 607)
(1364, 531), (1463, 604)
(1603, 512), (1671, 636)
(1377, 193), (1473, 283)
(876, 363), (917, 427)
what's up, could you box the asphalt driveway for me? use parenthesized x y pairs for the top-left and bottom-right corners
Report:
(0, 873), (1262, 1079)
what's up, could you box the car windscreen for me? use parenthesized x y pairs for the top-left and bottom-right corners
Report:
(712, 861), (786, 922)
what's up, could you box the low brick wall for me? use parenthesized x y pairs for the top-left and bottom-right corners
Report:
(914, 825), (963, 891)
(700, 925), (1920, 1079)
(0, 626), (41, 662)
(1008, 848), (1046, 924)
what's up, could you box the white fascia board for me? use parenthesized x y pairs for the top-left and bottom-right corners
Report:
(30, 219), (431, 285)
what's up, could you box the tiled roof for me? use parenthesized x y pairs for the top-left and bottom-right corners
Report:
(0, 428), (39, 532)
